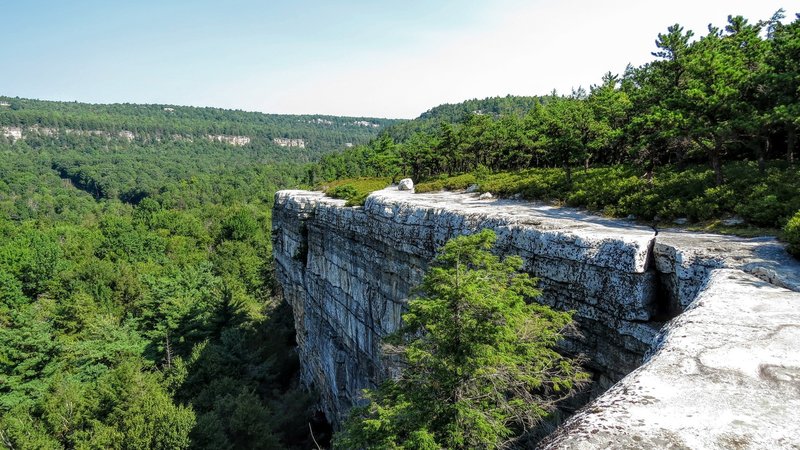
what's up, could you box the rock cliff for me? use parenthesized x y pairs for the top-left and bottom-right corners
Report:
(272, 187), (800, 447)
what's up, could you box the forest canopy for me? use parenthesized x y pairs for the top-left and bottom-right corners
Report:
(0, 98), (391, 448)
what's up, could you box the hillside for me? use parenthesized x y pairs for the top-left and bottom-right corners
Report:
(0, 96), (401, 154)
(1, 9), (799, 450)
(0, 98), (399, 448)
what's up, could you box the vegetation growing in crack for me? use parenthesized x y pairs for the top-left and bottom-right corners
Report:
(785, 211), (800, 257)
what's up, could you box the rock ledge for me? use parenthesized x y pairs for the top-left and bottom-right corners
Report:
(272, 187), (800, 447)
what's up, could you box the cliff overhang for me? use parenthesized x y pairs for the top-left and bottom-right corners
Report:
(272, 187), (800, 448)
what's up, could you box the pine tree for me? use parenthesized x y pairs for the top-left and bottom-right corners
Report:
(336, 230), (588, 449)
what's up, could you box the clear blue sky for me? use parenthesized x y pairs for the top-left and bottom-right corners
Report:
(1, 0), (792, 118)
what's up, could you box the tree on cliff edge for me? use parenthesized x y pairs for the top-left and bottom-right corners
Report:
(335, 230), (588, 449)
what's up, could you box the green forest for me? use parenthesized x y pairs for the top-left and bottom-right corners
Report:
(310, 13), (800, 254)
(0, 101), (396, 448)
(1, 97), (397, 153)
(1, 9), (799, 450)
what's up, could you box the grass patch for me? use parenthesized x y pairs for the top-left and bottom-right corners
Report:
(318, 177), (392, 206)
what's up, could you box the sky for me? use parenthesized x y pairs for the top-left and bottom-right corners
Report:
(0, 0), (793, 118)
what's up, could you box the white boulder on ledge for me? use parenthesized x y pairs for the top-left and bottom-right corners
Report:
(397, 178), (414, 191)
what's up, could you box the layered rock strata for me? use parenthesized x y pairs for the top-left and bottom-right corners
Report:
(272, 187), (800, 446)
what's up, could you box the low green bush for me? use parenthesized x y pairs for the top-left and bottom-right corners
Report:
(322, 177), (392, 206)
(737, 185), (784, 227)
(785, 211), (800, 257)
(684, 185), (737, 222)
(326, 184), (370, 206)
(416, 173), (476, 193)
(326, 184), (359, 200)
(565, 167), (644, 211)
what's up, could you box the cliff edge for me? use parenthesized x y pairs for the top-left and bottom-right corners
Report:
(272, 187), (800, 448)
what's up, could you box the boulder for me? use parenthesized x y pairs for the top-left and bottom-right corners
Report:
(397, 178), (414, 191)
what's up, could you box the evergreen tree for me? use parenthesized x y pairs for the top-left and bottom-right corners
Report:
(764, 12), (800, 162)
(336, 230), (588, 449)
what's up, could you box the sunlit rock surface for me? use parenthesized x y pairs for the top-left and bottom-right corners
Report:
(272, 187), (800, 446)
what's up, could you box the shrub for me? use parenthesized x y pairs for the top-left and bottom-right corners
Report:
(326, 184), (359, 201)
(416, 173), (476, 193)
(785, 211), (800, 257)
(736, 183), (784, 227)
(406, 161), (800, 231)
(327, 184), (368, 206)
(323, 177), (392, 206)
(684, 185), (736, 222)
(565, 168), (644, 212)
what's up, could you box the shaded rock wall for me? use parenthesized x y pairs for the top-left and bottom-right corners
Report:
(276, 189), (645, 422)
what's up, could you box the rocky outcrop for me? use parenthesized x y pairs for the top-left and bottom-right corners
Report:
(207, 134), (251, 146)
(352, 120), (380, 128)
(273, 137), (305, 148)
(1, 126), (22, 142)
(0, 126), (254, 146)
(397, 178), (414, 191)
(4, 126), (134, 141)
(540, 269), (800, 449)
(118, 130), (135, 141)
(272, 187), (800, 446)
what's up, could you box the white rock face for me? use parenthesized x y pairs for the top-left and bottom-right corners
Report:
(272, 187), (800, 445)
(352, 120), (380, 127)
(478, 192), (493, 200)
(208, 134), (251, 146)
(722, 216), (745, 226)
(118, 130), (135, 141)
(273, 137), (305, 148)
(1, 126), (22, 142)
(654, 230), (800, 311)
(30, 126), (58, 136)
(397, 178), (414, 191)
